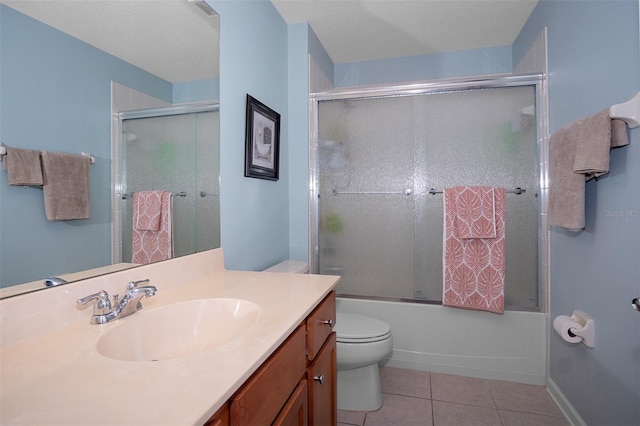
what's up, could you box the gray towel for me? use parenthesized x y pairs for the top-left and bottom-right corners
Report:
(41, 151), (91, 221)
(549, 110), (629, 230)
(573, 110), (629, 180)
(2, 147), (43, 186)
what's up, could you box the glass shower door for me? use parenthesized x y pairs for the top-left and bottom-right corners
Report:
(317, 84), (539, 309)
(318, 96), (418, 299)
(412, 87), (538, 304)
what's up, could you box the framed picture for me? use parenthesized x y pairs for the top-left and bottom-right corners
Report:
(244, 95), (281, 181)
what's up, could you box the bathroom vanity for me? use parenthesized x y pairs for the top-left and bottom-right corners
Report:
(0, 249), (339, 425)
(210, 291), (336, 425)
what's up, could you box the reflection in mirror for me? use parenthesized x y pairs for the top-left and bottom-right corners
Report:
(0, 2), (219, 298)
(118, 106), (221, 264)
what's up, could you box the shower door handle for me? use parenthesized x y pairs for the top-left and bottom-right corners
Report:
(200, 191), (218, 197)
(632, 298), (640, 312)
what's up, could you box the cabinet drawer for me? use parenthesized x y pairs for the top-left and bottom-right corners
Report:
(230, 325), (306, 426)
(306, 292), (336, 360)
(273, 380), (309, 426)
(308, 333), (337, 426)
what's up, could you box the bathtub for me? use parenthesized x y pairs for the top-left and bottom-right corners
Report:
(337, 297), (547, 385)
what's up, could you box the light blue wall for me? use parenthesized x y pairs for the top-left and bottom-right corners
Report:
(334, 45), (513, 87)
(287, 22), (311, 262)
(0, 5), (172, 287)
(211, 0), (290, 271)
(308, 26), (334, 85)
(173, 78), (220, 104)
(515, 1), (640, 424)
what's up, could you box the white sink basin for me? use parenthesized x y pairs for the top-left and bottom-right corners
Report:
(96, 298), (262, 361)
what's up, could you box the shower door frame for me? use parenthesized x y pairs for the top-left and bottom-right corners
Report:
(113, 101), (220, 264)
(308, 73), (549, 312)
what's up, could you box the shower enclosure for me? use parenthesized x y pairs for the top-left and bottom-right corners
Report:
(311, 75), (545, 312)
(116, 103), (220, 263)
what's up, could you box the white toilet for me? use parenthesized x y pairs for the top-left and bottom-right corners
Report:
(334, 312), (393, 411)
(262, 261), (393, 411)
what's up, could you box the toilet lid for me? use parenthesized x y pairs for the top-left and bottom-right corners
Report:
(335, 313), (391, 343)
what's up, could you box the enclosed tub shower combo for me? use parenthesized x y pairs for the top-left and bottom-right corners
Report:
(309, 74), (549, 410)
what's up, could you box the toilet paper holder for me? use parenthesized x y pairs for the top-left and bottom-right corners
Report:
(566, 310), (595, 348)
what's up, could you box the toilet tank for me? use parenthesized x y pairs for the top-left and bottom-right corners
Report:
(263, 260), (309, 274)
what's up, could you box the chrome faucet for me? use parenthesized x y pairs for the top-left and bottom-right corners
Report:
(77, 279), (157, 324)
(114, 279), (157, 319)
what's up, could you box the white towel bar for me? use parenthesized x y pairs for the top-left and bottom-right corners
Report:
(80, 152), (96, 164)
(609, 92), (640, 129)
(0, 145), (95, 164)
(429, 187), (526, 195)
(122, 191), (187, 200)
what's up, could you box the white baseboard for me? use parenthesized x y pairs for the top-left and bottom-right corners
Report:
(546, 378), (586, 426)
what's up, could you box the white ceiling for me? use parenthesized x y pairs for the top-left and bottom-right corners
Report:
(1, 0), (538, 83)
(272, 1), (539, 64)
(1, 0), (220, 83)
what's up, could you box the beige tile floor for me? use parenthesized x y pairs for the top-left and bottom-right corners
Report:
(337, 367), (569, 426)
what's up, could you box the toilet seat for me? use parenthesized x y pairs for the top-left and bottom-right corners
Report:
(335, 313), (391, 343)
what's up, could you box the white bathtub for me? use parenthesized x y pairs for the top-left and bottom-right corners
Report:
(337, 297), (547, 385)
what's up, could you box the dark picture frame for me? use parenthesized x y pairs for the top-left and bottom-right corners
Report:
(244, 95), (280, 181)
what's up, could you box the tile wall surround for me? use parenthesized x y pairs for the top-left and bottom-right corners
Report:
(0, 248), (225, 348)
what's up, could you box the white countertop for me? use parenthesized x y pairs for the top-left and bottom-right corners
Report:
(0, 260), (339, 425)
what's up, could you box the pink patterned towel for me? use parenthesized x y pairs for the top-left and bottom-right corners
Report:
(133, 191), (163, 231)
(451, 186), (497, 239)
(443, 186), (506, 314)
(132, 191), (173, 264)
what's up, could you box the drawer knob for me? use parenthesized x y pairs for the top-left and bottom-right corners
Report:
(321, 318), (334, 327)
(313, 374), (325, 384)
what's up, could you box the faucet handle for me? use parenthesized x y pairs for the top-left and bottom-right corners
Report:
(127, 279), (150, 290)
(77, 290), (112, 316)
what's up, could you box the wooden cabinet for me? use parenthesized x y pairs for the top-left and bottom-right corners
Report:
(308, 333), (336, 426)
(230, 325), (307, 426)
(207, 291), (336, 426)
(273, 380), (308, 426)
(203, 403), (229, 426)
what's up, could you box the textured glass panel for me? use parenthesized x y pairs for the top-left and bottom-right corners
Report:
(414, 87), (538, 307)
(318, 96), (416, 298)
(317, 85), (539, 309)
(320, 194), (415, 298)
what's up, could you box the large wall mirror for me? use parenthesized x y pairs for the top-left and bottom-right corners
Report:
(0, 1), (220, 298)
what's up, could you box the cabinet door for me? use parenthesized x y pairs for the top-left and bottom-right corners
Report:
(231, 325), (306, 426)
(273, 380), (309, 426)
(203, 403), (229, 426)
(308, 333), (336, 426)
